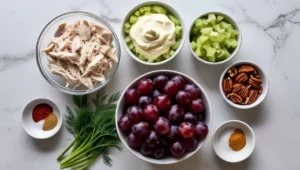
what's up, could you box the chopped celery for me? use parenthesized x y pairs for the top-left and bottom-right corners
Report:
(190, 42), (198, 51)
(175, 25), (182, 35)
(144, 6), (151, 12)
(192, 34), (200, 43)
(145, 12), (152, 15)
(216, 50), (225, 61)
(124, 22), (131, 29)
(124, 28), (130, 34)
(152, 5), (167, 14)
(207, 14), (216, 24)
(139, 54), (147, 61)
(162, 52), (171, 59)
(147, 58), (154, 63)
(129, 15), (138, 24)
(225, 32), (231, 39)
(212, 42), (220, 49)
(225, 38), (238, 48)
(197, 35), (209, 45)
(168, 15), (180, 25)
(220, 21), (232, 29)
(139, 7), (145, 14)
(205, 46), (216, 57)
(170, 50), (175, 56)
(132, 47), (136, 53)
(216, 15), (224, 23)
(135, 10), (140, 16)
(195, 48), (206, 57)
(222, 48), (230, 58)
(125, 36), (132, 43)
(155, 56), (164, 62)
(128, 42), (134, 49)
(172, 41), (181, 50)
(201, 27), (213, 35)
(207, 56), (216, 62)
(195, 19), (204, 27)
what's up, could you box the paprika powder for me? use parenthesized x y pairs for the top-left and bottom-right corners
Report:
(32, 103), (53, 122)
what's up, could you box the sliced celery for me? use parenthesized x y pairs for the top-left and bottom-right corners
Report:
(201, 27), (213, 35)
(190, 42), (198, 51)
(170, 50), (175, 56)
(172, 41), (180, 50)
(162, 52), (171, 59)
(135, 10), (140, 16)
(125, 36), (132, 43)
(168, 15), (180, 25)
(139, 7), (145, 14)
(128, 42), (134, 49)
(207, 14), (216, 24)
(155, 56), (164, 62)
(152, 5), (167, 14)
(216, 15), (224, 23)
(144, 6), (151, 12)
(129, 15), (138, 24)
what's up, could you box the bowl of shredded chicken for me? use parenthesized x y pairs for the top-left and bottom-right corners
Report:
(36, 12), (121, 95)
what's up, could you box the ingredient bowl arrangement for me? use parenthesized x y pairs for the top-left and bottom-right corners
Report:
(116, 70), (212, 164)
(36, 11), (121, 95)
(121, 1), (185, 66)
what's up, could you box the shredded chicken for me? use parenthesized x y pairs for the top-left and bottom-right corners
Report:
(43, 20), (118, 89)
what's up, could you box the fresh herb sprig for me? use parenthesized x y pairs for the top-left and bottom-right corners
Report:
(57, 89), (122, 169)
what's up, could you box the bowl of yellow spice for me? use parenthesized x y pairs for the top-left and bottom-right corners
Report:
(212, 120), (255, 163)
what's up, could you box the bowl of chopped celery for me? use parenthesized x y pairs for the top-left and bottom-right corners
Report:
(188, 12), (241, 65)
(121, 1), (185, 66)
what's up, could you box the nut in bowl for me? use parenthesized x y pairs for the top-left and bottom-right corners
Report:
(36, 11), (121, 95)
(116, 70), (212, 164)
(219, 61), (269, 109)
(121, 1), (185, 66)
(188, 12), (241, 65)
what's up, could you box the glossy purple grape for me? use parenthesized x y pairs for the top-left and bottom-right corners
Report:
(154, 94), (171, 111)
(166, 125), (179, 142)
(176, 91), (192, 106)
(195, 122), (208, 138)
(170, 141), (185, 157)
(127, 106), (143, 124)
(167, 104), (184, 124)
(140, 143), (153, 156)
(132, 122), (150, 138)
(154, 74), (169, 90)
(125, 88), (139, 105)
(178, 122), (195, 139)
(145, 131), (161, 148)
(152, 90), (162, 99)
(171, 75), (185, 89)
(137, 79), (154, 95)
(127, 133), (141, 148)
(118, 115), (132, 131)
(153, 147), (165, 159)
(143, 104), (159, 122)
(163, 80), (179, 98)
(182, 137), (198, 151)
(183, 84), (201, 99)
(138, 96), (152, 108)
(183, 112), (198, 125)
(190, 98), (205, 113)
(154, 117), (171, 135)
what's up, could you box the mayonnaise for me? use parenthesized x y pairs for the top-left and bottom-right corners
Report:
(129, 14), (176, 61)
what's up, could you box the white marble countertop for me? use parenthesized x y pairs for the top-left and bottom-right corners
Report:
(1, 0), (300, 169)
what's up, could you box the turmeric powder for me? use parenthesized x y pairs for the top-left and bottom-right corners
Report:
(229, 129), (246, 151)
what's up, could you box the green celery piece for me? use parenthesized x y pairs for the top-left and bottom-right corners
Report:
(190, 42), (198, 51)
(124, 28), (130, 34)
(172, 41), (181, 50)
(132, 47), (136, 53)
(139, 54), (147, 61)
(154, 56), (164, 62)
(147, 58), (154, 63)
(195, 19), (204, 27)
(210, 32), (225, 42)
(197, 35), (209, 45)
(225, 32), (231, 39)
(222, 47), (230, 58)
(128, 42), (134, 49)
(216, 15), (224, 23)
(175, 25), (182, 35)
(135, 10), (140, 16)
(129, 15), (138, 24)
(212, 42), (220, 49)
(225, 38), (238, 48)
(152, 5), (167, 14)
(192, 26), (200, 35)
(168, 15), (180, 25)
(124, 22), (131, 29)
(145, 12), (152, 15)
(227, 27), (239, 36)
(201, 27), (213, 35)
(210, 31), (219, 38)
(220, 21), (232, 29)
(207, 14), (216, 24)
(195, 48), (206, 57)
(170, 50), (175, 56)
(162, 52), (171, 59)
(202, 41), (212, 51)
(207, 55), (216, 62)
(125, 36), (131, 43)
(213, 24), (221, 31)
(206, 46), (216, 57)
(192, 34), (200, 42)
(139, 7), (145, 14)
(144, 6), (151, 12)
(216, 49), (225, 61)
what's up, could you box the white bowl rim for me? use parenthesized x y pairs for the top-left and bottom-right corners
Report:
(21, 98), (63, 139)
(121, 1), (186, 66)
(36, 11), (121, 95)
(212, 120), (255, 163)
(219, 60), (269, 109)
(187, 11), (242, 65)
(116, 69), (212, 164)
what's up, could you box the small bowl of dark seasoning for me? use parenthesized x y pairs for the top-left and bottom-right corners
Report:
(219, 61), (269, 109)
(22, 98), (62, 139)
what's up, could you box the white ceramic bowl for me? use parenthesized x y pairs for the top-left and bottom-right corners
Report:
(116, 70), (212, 164)
(22, 98), (62, 139)
(121, 1), (186, 66)
(213, 120), (255, 163)
(219, 61), (269, 109)
(188, 11), (242, 65)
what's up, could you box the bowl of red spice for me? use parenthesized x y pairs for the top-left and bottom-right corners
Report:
(22, 98), (62, 139)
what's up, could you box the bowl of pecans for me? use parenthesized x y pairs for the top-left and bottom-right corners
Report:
(219, 61), (269, 109)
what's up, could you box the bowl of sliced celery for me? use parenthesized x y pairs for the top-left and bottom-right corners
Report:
(188, 12), (241, 65)
(121, 1), (185, 66)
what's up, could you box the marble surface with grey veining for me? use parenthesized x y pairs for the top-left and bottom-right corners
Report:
(1, 0), (300, 169)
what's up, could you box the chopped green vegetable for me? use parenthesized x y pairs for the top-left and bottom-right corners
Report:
(201, 27), (213, 35)
(152, 5), (167, 14)
(144, 6), (151, 12)
(162, 52), (171, 59)
(171, 41), (180, 50)
(170, 50), (175, 56)
(168, 15), (180, 25)
(155, 56), (164, 62)
(190, 42), (198, 51)
(124, 22), (131, 29)
(128, 42), (134, 49)
(139, 7), (145, 14)
(135, 10), (140, 16)
(139, 54), (147, 61)
(125, 36), (131, 43)
(216, 15), (224, 23)
(129, 15), (138, 24)
(207, 14), (216, 24)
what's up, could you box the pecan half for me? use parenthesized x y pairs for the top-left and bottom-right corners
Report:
(227, 93), (243, 104)
(250, 75), (262, 84)
(249, 77), (261, 89)
(239, 85), (251, 98)
(248, 89), (259, 104)
(235, 73), (248, 83)
(222, 77), (233, 93)
(228, 68), (238, 77)
(258, 86), (263, 94)
(238, 65), (257, 75)
(232, 83), (242, 93)
(243, 97), (250, 105)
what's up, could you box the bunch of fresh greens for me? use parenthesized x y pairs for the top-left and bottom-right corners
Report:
(57, 89), (122, 170)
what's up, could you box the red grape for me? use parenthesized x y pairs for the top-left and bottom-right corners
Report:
(145, 131), (161, 148)
(166, 125), (179, 142)
(184, 84), (201, 99)
(143, 104), (159, 122)
(127, 133), (141, 148)
(190, 98), (205, 113)
(118, 115), (132, 131)
(132, 122), (150, 138)
(182, 137), (198, 151)
(152, 90), (162, 99)
(140, 143), (153, 156)
(154, 95), (172, 111)
(127, 106), (143, 124)
(154, 117), (171, 135)
(125, 88), (139, 105)
(167, 104), (184, 124)
(139, 96), (152, 108)
(178, 122), (195, 138)
(183, 112), (197, 125)
(170, 141), (185, 157)
(154, 74), (169, 90)
(163, 80), (179, 98)
(171, 75), (185, 89)
(137, 79), (154, 95)
(195, 122), (208, 138)
(176, 91), (192, 106)
(153, 147), (165, 159)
